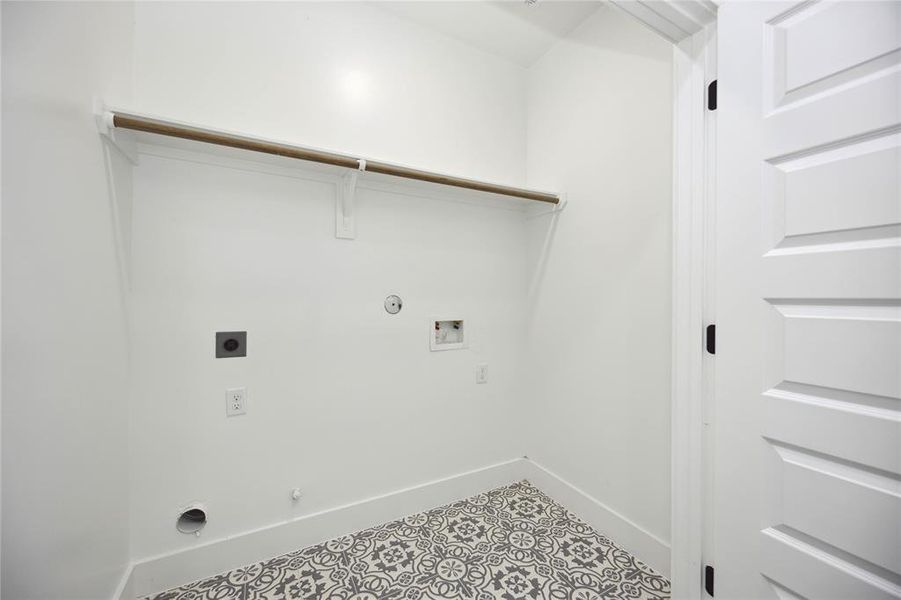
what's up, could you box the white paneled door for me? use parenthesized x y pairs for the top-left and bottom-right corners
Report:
(716, 2), (900, 599)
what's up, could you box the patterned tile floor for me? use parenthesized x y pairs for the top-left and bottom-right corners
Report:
(146, 480), (670, 600)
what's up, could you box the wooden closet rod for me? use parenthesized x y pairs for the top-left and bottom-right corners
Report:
(111, 112), (560, 205)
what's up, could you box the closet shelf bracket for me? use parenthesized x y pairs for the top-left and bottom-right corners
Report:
(95, 104), (139, 165)
(336, 159), (366, 240)
(527, 193), (568, 219)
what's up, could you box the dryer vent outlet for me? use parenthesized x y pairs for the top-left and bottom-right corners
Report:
(176, 506), (207, 535)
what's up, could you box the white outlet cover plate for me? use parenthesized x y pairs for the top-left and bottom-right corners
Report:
(226, 387), (247, 416)
(476, 363), (488, 384)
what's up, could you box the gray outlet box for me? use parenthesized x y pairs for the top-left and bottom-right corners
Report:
(216, 331), (247, 358)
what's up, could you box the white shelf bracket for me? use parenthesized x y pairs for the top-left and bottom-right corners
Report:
(525, 192), (568, 219)
(95, 104), (139, 165)
(336, 159), (366, 239)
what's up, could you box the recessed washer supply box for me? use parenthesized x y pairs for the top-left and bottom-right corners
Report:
(430, 319), (465, 351)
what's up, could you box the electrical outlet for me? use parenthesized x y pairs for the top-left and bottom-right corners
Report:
(476, 363), (488, 384)
(226, 387), (246, 416)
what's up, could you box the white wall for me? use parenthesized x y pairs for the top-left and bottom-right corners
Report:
(523, 3), (674, 550)
(128, 152), (529, 560)
(1, 2), (134, 598)
(127, 1), (532, 561)
(132, 1), (527, 186)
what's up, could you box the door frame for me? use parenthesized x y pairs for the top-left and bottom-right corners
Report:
(612, 4), (719, 593)
(670, 21), (717, 600)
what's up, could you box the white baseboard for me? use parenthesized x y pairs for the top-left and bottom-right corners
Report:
(520, 458), (671, 577)
(112, 563), (135, 600)
(125, 458), (531, 599)
(123, 457), (670, 599)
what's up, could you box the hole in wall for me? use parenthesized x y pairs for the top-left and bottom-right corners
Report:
(176, 506), (207, 534)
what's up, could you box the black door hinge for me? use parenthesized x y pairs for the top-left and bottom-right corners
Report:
(705, 565), (715, 596)
(706, 324), (716, 355)
(707, 80), (717, 111)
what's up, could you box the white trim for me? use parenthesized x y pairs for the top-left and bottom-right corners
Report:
(111, 564), (135, 600)
(125, 458), (530, 598)
(609, 0), (716, 44)
(123, 458), (670, 599)
(670, 23), (716, 600)
(522, 459), (671, 577)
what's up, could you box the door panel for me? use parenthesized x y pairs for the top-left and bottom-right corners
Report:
(768, 301), (901, 399)
(763, 384), (900, 475)
(775, 134), (899, 241)
(760, 529), (899, 600)
(771, 443), (899, 573)
(716, 2), (901, 598)
(761, 247), (899, 298)
(782, 2), (900, 93)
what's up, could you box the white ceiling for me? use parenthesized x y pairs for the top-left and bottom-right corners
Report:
(374, 1), (603, 67)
